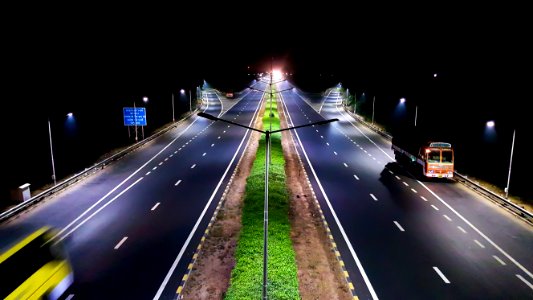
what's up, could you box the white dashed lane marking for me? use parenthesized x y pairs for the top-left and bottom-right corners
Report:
(393, 221), (405, 232)
(114, 237), (128, 250)
(151, 203), (160, 211)
(175, 180), (182, 186)
(370, 194), (378, 201)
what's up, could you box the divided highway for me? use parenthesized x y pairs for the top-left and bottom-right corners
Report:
(279, 82), (533, 299)
(0, 84), (266, 299)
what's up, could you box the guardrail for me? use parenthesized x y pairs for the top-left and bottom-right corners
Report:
(453, 172), (533, 224)
(0, 109), (199, 224)
(341, 106), (533, 224)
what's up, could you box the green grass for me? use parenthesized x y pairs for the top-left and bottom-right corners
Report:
(225, 92), (300, 299)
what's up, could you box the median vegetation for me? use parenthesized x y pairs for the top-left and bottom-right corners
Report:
(225, 92), (299, 299)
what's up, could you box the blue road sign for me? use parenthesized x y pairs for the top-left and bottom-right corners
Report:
(123, 107), (147, 126)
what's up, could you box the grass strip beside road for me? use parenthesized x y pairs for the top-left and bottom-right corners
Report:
(225, 91), (299, 299)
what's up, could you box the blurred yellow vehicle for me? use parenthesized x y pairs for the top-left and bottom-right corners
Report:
(0, 226), (73, 299)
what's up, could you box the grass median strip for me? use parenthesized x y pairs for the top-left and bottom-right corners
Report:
(225, 92), (299, 299)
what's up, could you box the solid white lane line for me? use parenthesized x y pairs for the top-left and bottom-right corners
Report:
(433, 267), (450, 283)
(318, 89), (333, 113)
(354, 174), (360, 180)
(154, 87), (264, 300)
(280, 92), (379, 300)
(457, 226), (467, 234)
(333, 104), (395, 160)
(175, 180), (182, 186)
(443, 215), (452, 222)
(431, 205), (439, 211)
(334, 151), (338, 155)
(145, 171), (151, 176)
(202, 153), (206, 156)
(115, 236), (128, 250)
(343, 163), (348, 168)
(159, 162), (163, 166)
(417, 180), (533, 280)
(56, 177), (144, 243)
(52, 106), (210, 241)
(420, 196), (428, 201)
(191, 164), (196, 169)
(402, 181), (409, 186)
(411, 188), (418, 193)
(151, 202), (160, 211)
(370, 194), (378, 201)
(516, 274), (533, 290)
(494, 255), (507, 266)
(211, 143), (215, 147)
(474, 240), (485, 248)
(393, 221), (405, 232)
(152, 166), (157, 170)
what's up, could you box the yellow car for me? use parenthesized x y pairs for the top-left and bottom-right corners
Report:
(0, 226), (74, 299)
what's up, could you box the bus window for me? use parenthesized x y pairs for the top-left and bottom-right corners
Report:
(442, 150), (453, 163)
(0, 227), (73, 300)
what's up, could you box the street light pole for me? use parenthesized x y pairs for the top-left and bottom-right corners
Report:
(372, 96), (375, 124)
(172, 93), (175, 122)
(415, 105), (418, 127)
(197, 112), (337, 299)
(189, 89), (192, 112)
(47, 118), (57, 185)
(505, 129), (516, 199)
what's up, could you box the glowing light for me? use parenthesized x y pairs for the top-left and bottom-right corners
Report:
(272, 70), (283, 80)
(434, 73), (437, 78)
(486, 120), (495, 128)
(400, 98), (406, 103)
(66, 112), (73, 117)
(180, 89), (185, 95)
(143, 97), (149, 102)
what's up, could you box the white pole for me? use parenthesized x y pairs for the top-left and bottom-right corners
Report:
(172, 93), (175, 122)
(134, 101), (138, 141)
(48, 119), (57, 185)
(505, 129), (516, 199)
(372, 96), (375, 124)
(415, 105), (418, 127)
(189, 90), (192, 111)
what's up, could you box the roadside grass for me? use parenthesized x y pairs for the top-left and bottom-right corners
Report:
(225, 92), (299, 299)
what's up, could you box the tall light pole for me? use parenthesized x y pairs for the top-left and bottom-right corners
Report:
(172, 93), (175, 122)
(180, 89), (191, 111)
(48, 118), (57, 185)
(414, 105), (418, 127)
(197, 112), (337, 299)
(505, 129), (516, 199)
(372, 96), (375, 124)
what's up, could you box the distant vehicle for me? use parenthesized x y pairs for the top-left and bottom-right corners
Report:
(392, 131), (454, 178)
(0, 227), (74, 300)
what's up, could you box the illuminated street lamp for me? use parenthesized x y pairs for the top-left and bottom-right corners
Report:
(48, 112), (74, 185)
(181, 88), (192, 111)
(485, 121), (516, 199)
(198, 112), (337, 299)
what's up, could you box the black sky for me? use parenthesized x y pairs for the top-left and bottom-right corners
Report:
(2, 7), (531, 199)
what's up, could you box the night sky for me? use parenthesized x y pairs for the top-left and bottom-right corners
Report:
(3, 8), (531, 202)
